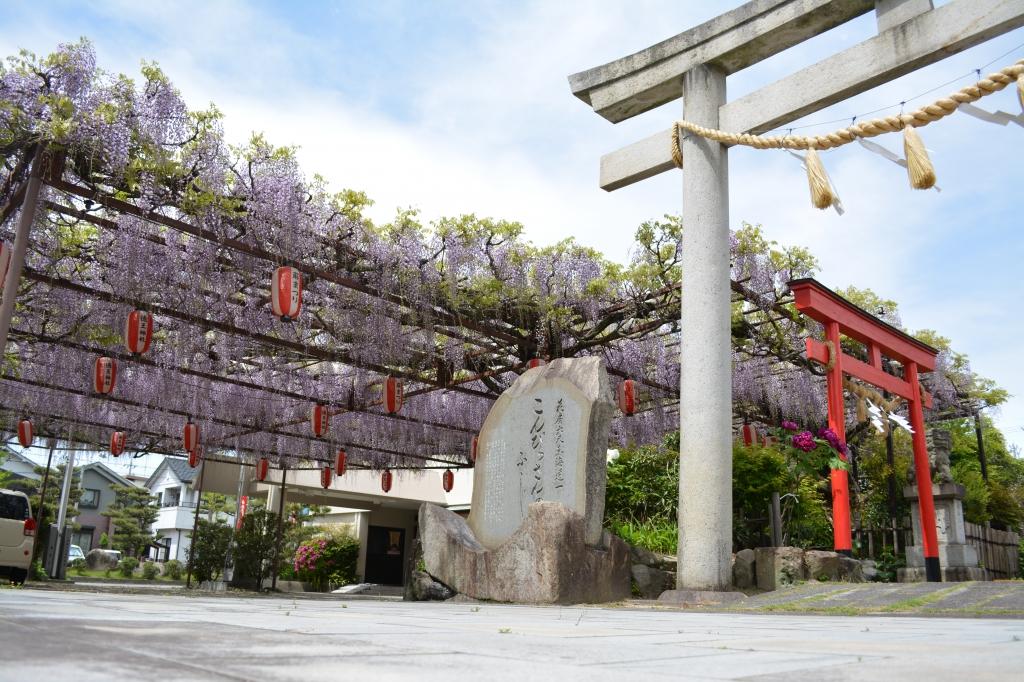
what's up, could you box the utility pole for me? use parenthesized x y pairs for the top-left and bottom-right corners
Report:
(51, 444), (76, 579)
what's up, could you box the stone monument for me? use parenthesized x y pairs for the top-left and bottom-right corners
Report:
(899, 429), (986, 582)
(418, 357), (630, 603)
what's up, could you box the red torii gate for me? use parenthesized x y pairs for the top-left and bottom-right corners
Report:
(790, 278), (941, 582)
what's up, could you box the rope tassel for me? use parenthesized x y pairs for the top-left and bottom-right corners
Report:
(903, 126), (936, 190)
(804, 147), (834, 210)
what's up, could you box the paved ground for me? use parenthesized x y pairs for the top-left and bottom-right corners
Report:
(2, 588), (1024, 680)
(724, 581), (1024, 617)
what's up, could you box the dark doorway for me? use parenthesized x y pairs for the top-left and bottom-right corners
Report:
(365, 526), (405, 585)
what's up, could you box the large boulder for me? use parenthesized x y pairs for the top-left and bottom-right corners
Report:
(754, 547), (806, 591)
(420, 501), (630, 604)
(408, 570), (455, 601)
(733, 548), (756, 589)
(838, 555), (865, 582)
(629, 544), (661, 568)
(631, 563), (671, 599)
(85, 549), (118, 571)
(804, 550), (843, 582)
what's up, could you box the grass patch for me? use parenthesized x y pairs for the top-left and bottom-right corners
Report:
(609, 519), (676, 554)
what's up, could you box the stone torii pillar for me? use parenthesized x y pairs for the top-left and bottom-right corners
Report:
(568, 0), (1024, 592)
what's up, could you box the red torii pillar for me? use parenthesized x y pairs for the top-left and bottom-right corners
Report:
(790, 278), (941, 582)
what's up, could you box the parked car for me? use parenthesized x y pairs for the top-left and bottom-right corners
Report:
(0, 489), (36, 585)
(68, 544), (85, 562)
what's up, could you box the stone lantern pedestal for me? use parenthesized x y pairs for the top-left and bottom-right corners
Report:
(898, 482), (986, 582)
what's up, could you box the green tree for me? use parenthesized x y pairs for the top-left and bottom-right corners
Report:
(188, 518), (232, 583)
(232, 507), (277, 591)
(102, 484), (158, 557)
(0, 449), (14, 488)
(199, 491), (235, 521)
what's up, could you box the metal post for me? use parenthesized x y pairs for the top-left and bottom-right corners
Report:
(271, 466), (287, 591)
(0, 146), (45, 356)
(974, 411), (989, 483)
(184, 461), (207, 588)
(770, 492), (783, 547)
(678, 63), (732, 592)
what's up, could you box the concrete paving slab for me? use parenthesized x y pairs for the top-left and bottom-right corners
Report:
(2, 589), (1023, 680)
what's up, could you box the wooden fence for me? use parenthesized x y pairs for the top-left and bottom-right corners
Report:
(965, 522), (1021, 579)
(853, 525), (913, 560)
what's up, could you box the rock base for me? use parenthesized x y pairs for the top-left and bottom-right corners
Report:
(898, 566), (988, 582)
(419, 501), (630, 604)
(407, 570), (455, 601)
(657, 589), (746, 607)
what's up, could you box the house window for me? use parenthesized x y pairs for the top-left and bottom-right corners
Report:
(71, 528), (94, 553)
(162, 488), (181, 507)
(80, 488), (101, 509)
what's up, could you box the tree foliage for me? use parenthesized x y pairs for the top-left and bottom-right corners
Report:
(102, 483), (157, 557)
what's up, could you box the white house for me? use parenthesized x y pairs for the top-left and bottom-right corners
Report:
(145, 457), (233, 562)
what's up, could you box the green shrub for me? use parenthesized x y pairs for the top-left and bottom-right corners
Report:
(141, 561), (159, 580)
(118, 557), (139, 577)
(30, 560), (46, 581)
(610, 518), (676, 554)
(163, 559), (183, 581)
(873, 548), (905, 583)
(70, 558), (87, 576)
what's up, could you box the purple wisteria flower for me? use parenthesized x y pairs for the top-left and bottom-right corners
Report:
(781, 420), (799, 431)
(791, 430), (818, 452)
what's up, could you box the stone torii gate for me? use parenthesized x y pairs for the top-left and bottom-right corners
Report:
(569, 0), (1024, 592)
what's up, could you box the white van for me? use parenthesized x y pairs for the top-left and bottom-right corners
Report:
(0, 489), (36, 585)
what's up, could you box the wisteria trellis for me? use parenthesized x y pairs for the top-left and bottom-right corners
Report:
(0, 41), (969, 472)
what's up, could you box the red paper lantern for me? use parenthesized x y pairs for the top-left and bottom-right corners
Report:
(442, 469), (454, 493)
(334, 449), (347, 476)
(93, 356), (117, 394)
(16, 419), (32, 448)
(617, 379), (636, 416)
(381, 469), (393, 493)
(384, 377), (403, 414)
(320, 465), (332, 489)
(183, 421), (200, 452)
(0, 241), (11, 289)
(527, 358), (545, 369)
(271, 266), (302, 321)
(124, 310), (154, 354)
(256, 457), (269, 482)
(110, 431), (126, 457)
(741, 423), (756, 447)
(310, 404), (329, 437)
(470, 435), (478, 463)
(188, 446), (202, 468)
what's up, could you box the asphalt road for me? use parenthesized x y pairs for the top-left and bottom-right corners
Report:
(1, 588), (1023, 681)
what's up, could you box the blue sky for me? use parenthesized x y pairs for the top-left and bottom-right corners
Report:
(2, 1), (1023, 475)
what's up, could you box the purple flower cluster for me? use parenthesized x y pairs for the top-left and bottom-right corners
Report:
(791, 430), (818, 452)
(781, 421), (799, 431)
